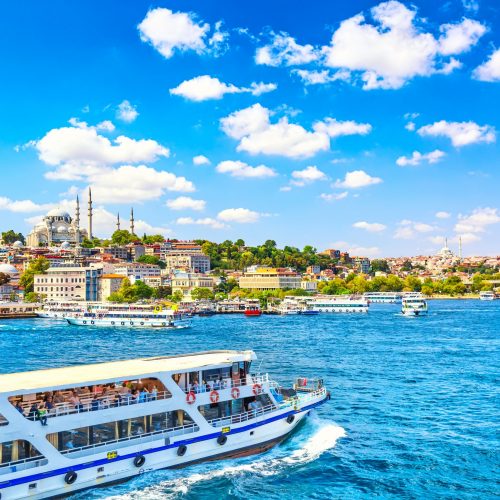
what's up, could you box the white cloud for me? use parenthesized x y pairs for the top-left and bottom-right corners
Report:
(438, 18), (486, 56)
(454, 207), (500, 233)
(394, 219), (436, 239)
(216, 160), (277, 179)
(322, 2), (484, 89)
(291, 166), (327, 186)
(217, 208), (262, 224)
(35, 124), (169, 180)
(334, 170), (382, 189)
(353, 221), (387, 232)
(176, 217), (226, 229)
(169, 75), (277, 101)
(435, 211), (451, 219)
(396, 149), (446, 166)
(417, 120), (496, 147)
(313, 118), (372, 138)
(291, 68), (351, 85)
(220, 104), (369, 159)
(473, 48), (500, 82)
(116, 100), (139, 123)
(331, 240), (381, 257)
(193, 155), (211, 166)
(255, 32), (319, 66)
(0, 197), (54, 213)
(88, 165), (195, 204)
(166, 196), (206, 211)
(138, 7), (226, 59)
(320, 191), (348, 201)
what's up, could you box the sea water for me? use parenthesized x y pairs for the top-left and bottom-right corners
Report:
(0, 299), (498, 499)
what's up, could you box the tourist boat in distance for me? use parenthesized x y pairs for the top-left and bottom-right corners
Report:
(244, 299), (262, 317)
(479, 291), (496, 301)
(65, 303), (190, 329)
(401, 293), (428, 316)
(0, 350), (329, 499)
(301, 295), (369, 313)
(363, 292), (403, 304)
(35, 301), (84, 319)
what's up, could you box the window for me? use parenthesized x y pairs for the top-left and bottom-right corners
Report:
(47, 410), (196, 453)
(0, 440), (44, 466)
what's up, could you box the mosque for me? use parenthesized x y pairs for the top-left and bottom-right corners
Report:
(25, 189), (136, 247)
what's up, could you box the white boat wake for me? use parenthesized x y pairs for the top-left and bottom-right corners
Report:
(88, 415), (345, 500)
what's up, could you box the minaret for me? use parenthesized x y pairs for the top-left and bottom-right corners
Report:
(130, 207), (135, 235)
(75, 195), (81, 245)
(88, 187), (93, 240)
(116, 212), (121, 231)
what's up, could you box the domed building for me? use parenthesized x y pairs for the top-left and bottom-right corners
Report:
(26, 196), (87, 247)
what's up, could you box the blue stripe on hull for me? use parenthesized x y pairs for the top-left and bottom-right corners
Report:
(0, 396), (327, 491)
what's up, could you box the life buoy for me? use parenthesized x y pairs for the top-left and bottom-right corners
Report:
(133, 455), (146, 467)
(186, 391), (196, 404)
(210, 390), (220, 403)
(252, 384), (262, 396)
(177, 445), (187, 456)
(64, 471), (77, 484)
(217, 434), (227, 445)
(286, 414), (295, 424)
(231, 387), (240, 399)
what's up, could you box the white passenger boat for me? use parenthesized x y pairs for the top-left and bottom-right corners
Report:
(401, 293), (428, 316)
(302, 295), (369, 313)
(363, 292), (402, 304)
(35, 301), (84, 319)
(0, 350), (329, 499)
(479, 291), (496, 301)
(65, 304), (189, 329)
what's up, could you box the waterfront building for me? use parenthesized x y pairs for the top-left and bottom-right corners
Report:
(171, 271), (214, 299)
(34, 266), (103, 301)
(238, 266), (302, 291)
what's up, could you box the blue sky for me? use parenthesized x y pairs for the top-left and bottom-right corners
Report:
(0, 0), (499, 257)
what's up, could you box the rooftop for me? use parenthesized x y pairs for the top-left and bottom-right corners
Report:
(0, 350), (256, 394)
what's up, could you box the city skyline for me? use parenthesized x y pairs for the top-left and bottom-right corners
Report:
(0, 0), (499, 257)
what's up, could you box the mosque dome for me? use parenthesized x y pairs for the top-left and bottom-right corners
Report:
(0, 263), (19, 276)
(46, 208), (70, 219)
(12, 241), (23, 248)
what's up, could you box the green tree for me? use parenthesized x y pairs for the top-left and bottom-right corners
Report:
(191, 287), (215, 301)
(19, 257), (50, 293)
(1, 230), (25, 244)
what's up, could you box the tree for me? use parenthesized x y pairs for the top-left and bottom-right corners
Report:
(136, 255), (166, 269)
(0, 272), (11, 286)
(1, 230), (25, 244)
(191, 287), (215, 301)
(19, 257), (50, 293)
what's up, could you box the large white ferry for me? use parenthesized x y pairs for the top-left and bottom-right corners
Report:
(65, 304), (189, 329)
(479, 291), (496, 301)
(363, 292), (402, 304)
(302, 295), (369, 313)
(401, 293), (428, 316)
(0, 350), (328, 499)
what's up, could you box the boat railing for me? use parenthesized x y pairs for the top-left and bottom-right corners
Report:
(59, 421), (200, 458)
(24, 390), (172, 421)
(0, 456), (49, 476)
(181, 373), (270, 394)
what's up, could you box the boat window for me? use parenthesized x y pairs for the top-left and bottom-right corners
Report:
(47, 410), (195, 453)
(9, 377), (170, 418)
(0, 413), (8, 426)
(0, 440), (44, 468)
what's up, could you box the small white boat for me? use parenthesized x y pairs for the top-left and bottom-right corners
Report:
(401, 294), (428, 316)
(0, 350), (329, 499)
(479, 291), (496, 301)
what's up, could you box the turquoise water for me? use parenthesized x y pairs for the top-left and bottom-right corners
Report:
(0, 299), (499, 499)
